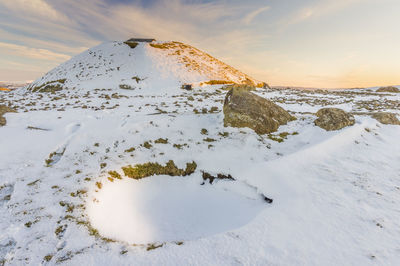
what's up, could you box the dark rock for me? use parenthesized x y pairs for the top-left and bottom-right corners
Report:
(263, 195), (273, 204)
(223, 87), (295, 134)
(181, 84), (192, 90)
(314, 108), (355, 131)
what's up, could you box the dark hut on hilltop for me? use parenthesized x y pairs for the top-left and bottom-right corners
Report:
(126, 38), (156, 43)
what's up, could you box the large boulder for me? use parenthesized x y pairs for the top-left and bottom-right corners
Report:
(223, 87), (295, 134)
(376, 86), (399, 93)
(314, 108), (355, 131)
(0, 105), (17, 127)
(371, 112), (400, 125)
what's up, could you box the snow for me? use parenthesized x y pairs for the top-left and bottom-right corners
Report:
(87, 174), (266, 244)
(0, 41), (399, 265)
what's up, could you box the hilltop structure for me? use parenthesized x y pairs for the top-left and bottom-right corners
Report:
(126, 38), (156, 42)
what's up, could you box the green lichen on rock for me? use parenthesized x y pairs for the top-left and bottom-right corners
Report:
(371, 112), (400, 125)
(122, 160), (197, 180)
(314, 108), (355, 131)
(223, 87), (295, 134)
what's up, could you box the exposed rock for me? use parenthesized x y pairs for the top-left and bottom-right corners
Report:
(371, 112), (400, 125)
(376, 86), (399, 93)
(314, 108), (355, 131)
(0, 105), (17, 127)
(223, 87), (296, 134)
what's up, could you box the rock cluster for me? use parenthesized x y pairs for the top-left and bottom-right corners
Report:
(223, 87), (295, 134)
(314, 108), (355, 131)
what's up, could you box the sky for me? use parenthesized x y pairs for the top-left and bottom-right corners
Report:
(0, 0), (399, 88)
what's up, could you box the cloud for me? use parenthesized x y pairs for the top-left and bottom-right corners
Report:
(242, 6), (270, 25)
(0, 42), (70, 61)
(0, 0), (70, 23)
(0, 29), (89, 56)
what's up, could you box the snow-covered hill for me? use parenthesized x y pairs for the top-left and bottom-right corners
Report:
(26, 40), (261, 94)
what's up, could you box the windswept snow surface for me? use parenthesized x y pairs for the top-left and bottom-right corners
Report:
(1, 54), (400, 265)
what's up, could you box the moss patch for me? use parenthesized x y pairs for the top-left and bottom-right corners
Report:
(122, 160), (197, 179)
(149, 42), (178, 49)
(267, 131), (298, 143)
(29, 79), (66, 93)
(108, 171), (122, 180)
(155, 138), (168, 144)
(142, 141), (153, 149)
(0, 105), (17, 127)
(203, 80), (233, 85)
(202, 172), (235, 184)
(147, 243), (164, 251)
(124, 147), (136, 153)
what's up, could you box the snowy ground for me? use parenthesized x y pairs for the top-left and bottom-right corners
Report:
(0, 85), (399, 265)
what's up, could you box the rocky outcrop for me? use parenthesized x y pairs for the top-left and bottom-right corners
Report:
(0, 105), (17, 127)
(371, 112), (400, 125)
(376, 86), (399, 93)
(314, 108), (355, 131)
(223, 87), (295, 134)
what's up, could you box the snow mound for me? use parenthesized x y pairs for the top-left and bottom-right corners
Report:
(87, 174), (266, 244)
(25, 40), (260, 94)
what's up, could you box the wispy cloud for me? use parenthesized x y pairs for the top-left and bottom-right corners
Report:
(242, 6), (270, 25)
(278, 0), (363, 28)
